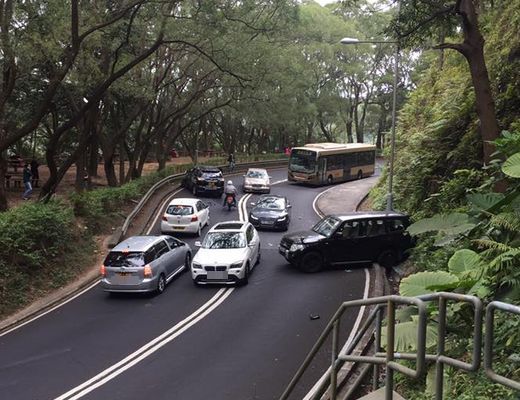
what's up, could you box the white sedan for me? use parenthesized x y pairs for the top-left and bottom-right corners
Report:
(191, 221), (261, 285)
(161, 198), (210, 236)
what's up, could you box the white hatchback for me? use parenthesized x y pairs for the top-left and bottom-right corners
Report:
(191, 221), (261, 285)
(161, 198), (210, 237)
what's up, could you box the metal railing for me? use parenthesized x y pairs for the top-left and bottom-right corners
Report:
(120, 158), (289, 239)
(280, 292), (520, 400)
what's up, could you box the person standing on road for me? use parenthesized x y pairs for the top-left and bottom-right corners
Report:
(227, 152), (235, 171)
(22, 163), (33, 200)
(30, 159), (39, 188)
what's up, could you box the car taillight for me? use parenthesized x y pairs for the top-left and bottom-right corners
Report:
(143, 264), (152, 277)
(191, 215), (198, 222)
(100, 265), (106, 277)
(162, 215), (168, 221)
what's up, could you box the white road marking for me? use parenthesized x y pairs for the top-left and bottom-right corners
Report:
(54, 178), (259, 398)
(302, 187), (371, 400)
(54, 288), (234, 400)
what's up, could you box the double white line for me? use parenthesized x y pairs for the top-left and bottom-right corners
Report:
(55, 188), (253, 399)
(55, 288), (233, 400)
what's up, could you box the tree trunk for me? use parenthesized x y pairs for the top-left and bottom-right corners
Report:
(75, 151), (87, 192)
(0, 152), (8, 211)
(103, 151), (118, 187)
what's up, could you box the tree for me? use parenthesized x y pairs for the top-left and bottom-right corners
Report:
(389, 0), (501, 165)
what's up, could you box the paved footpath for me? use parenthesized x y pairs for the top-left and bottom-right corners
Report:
(316, 175), (379, 215)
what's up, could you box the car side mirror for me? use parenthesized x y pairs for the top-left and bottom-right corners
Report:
(250, 202), (256, 206)
(287, 204), (292, 208)
(268, 176), (273, 179)
(194, 241), (202, 247)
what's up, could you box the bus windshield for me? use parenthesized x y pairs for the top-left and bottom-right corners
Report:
(289, 150), (316, 173)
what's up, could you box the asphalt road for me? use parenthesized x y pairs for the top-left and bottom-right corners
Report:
(0, 169), (366, 400)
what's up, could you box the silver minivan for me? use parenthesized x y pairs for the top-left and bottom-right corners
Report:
(101, 235), (192, 294)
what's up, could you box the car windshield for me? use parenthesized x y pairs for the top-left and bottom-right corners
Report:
(312, 216), (341, 237)
(289, 150), (317, 173)
(256, 197), (284, 210)
(166, 205), (193, 215)
(246, 170), (267, 179)
(104, 251), (145, 267)
(201, 171), (222, 179)
(202, 232), (246, 249)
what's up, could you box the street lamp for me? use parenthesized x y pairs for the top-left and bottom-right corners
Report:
(340, 36), (399, 211)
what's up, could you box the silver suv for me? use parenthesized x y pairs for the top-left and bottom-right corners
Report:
(101, 236), (192, 294)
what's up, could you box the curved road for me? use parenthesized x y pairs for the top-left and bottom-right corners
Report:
(0, 169), (366, 400)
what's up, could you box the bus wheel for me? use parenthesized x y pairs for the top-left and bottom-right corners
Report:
(357, 170), (363, 180)
(327, 175), (333, 185)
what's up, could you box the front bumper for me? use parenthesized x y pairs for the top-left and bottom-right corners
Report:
(250, 217), (288, 230)
(243, 185), (270, 193)
(191, 265), (246, 285)
(278, 245), (301, 263)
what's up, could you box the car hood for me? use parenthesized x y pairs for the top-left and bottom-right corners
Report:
(244, 177), (269, 185)
(251, 208), (285, 218)
(282, 230), (325, 244)
(193, 247), (249, 265)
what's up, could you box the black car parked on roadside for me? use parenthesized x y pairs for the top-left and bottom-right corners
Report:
(183, 166), (225, 196)
(278, 212), (414, 272)
(249, 195), (292, 231)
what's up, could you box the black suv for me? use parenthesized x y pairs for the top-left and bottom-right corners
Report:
(278, 212), (414, 272)
(183, 166), (225, 196)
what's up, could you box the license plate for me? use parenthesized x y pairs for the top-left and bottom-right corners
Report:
(207, 271), (227, 280)
(209, 182), (215, 188)
(262, 220), (274, 225)
(172, 226), (184, 230)
(118, 272), (131, 276)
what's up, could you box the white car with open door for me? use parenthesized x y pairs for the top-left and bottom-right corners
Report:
(161, 198), (210, 237)
(191, 221), (261, 285)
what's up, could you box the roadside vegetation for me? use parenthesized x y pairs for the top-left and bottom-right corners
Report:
(370, 0), (520, 397)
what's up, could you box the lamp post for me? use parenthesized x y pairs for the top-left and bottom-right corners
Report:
(340, 37), (399, 211)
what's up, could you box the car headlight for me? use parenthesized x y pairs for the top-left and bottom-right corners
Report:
(250, 214), (259, 220)
(192, 262), (202, 269)
(230, 262), (243, 269)
(277, 214), (288, 221)
(289, 243), (305, 252)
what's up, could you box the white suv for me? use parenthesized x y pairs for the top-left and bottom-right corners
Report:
(191, 221), (261, 285)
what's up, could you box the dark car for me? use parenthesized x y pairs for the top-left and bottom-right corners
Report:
(278, 212), (414, 272)
(183, 166), (224, 196)
(249, 195), (292, 230)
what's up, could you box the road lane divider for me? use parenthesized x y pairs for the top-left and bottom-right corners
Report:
(54, 287), (234, 400)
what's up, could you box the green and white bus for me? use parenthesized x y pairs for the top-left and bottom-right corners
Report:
(288, 142), (376, 185)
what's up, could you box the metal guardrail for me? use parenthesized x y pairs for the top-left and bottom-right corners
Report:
(120, 158), (289, 239)
(280, 292), (520, 400)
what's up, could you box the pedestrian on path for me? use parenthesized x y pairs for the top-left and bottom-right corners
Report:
(22, 163), (33, 200)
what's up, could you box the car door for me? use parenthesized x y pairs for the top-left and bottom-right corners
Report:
(246, 225), (259, 266)
(196, 200), (209, 226)
(153, 240), (171, 277)
(326, 219), (372, 265)
(164, 237), (184, 273)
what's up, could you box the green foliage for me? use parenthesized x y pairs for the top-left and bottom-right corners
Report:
(0, 202), (74, 267)
(502, 152), (520, 178)
(400, 271), (459, 297)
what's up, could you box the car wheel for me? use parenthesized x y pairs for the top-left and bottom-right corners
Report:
(327, 175), (333, 185)
(357, 170), (363, 180)
(299, 252), (324, 273)
(184, 252), (191, 273)
(192, 185), (198, 196)
(256, 249), (261, 265)
(240, 263), (250, 285)
(378, 249), (398, 268)
(156, 274), (166, 294)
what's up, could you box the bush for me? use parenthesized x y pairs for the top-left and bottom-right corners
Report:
(0, 201), (74, 268)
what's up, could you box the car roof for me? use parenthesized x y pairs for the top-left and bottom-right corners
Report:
(329, 211), (409, 221)
(247, 168), (267, 172)
(209, 221), (248, 232)
(167, 197), (198, 206)
(112, 236), (167, 252)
